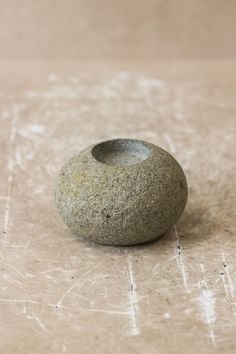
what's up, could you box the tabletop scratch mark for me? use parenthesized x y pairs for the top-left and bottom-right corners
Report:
(221, 270), (230, 301)
(173, 226), (189, 292)
(15, 150), (25, 170)
(127, 255), (140, 336)
(164, 133), (176, 154)
(174, 86), (185, 121)
(32, 312), (52, 336)
(198, 263), (217, 347)
(165, 138), (189, 292)
(0, 298), (39, 304)
(30, 312), (59, 351)
(78, 307), (132, 315)
(221, 253), (236, 307)
(23, 240), (31, 251)
(3, 106), (19, 238)
(152, 255), (178, 274)
(56, 261), (103, 308)
(3, 158), (13, 237)
(39, 267), (64, 274)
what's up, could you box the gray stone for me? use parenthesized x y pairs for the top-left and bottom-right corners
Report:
(55, 138), (188, 246)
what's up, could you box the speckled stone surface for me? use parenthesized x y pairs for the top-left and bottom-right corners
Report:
(55, 138), (188, 246)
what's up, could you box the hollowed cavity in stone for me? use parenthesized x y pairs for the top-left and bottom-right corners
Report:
(92, 139), (150, 167)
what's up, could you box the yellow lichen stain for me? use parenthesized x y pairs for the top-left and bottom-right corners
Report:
(73, 173), (85, 183)
(68, 189), (79, 200)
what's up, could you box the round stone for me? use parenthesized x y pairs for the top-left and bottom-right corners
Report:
(55, 138), (188, 246)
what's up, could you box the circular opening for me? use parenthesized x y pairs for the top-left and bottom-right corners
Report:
(92, 139), (150, 167)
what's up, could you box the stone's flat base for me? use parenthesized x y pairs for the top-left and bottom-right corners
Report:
(91, 139), (150, 167)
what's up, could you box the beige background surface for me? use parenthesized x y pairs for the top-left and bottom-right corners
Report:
(0, 1), (236, 354)
(0, 0), (236, 59)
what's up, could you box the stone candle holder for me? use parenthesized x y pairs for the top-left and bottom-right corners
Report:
(55, 138), (188, 246)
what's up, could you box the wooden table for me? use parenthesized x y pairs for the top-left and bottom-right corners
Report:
(0, 60), (235, 354)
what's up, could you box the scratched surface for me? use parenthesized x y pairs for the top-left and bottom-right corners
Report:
(0, 61), (236, 354)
